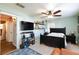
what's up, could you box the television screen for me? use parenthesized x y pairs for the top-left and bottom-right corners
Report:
(20, 21), (34, 30)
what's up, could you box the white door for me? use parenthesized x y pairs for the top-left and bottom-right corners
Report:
(6, 21), (14, 42)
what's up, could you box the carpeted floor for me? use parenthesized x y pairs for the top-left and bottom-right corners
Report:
(66, 43), (79, 51)
(8, 48), (41, 55)
(29, 43), (79, 55)
(7, 43), (79, 55)
(1, 36), (79, 55)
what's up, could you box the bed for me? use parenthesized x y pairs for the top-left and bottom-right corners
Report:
(40, 28), (66, 48)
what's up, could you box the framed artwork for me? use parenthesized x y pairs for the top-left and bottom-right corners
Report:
(78, 16), (79, 24)
(77, 25), (79, 33)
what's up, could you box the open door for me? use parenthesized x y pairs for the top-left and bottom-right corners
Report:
(0, 13), (16, 55)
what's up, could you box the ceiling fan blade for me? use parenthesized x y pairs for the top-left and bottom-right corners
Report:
(53, 10), (61, 14)
(41, 12), (48, 15)
(53, 15), (61, 16)
(40, 16), (47, 18)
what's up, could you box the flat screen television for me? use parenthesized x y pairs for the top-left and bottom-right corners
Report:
(20, 21), (34, 30)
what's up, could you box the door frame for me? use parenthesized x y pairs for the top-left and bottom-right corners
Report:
(0, 11), (17, 48)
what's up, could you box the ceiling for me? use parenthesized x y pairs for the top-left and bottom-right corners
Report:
(21, 3), (79, 18)
(0, 3), (79, 18)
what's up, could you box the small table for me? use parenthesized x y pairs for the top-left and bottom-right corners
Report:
(66, 34), (76, 44)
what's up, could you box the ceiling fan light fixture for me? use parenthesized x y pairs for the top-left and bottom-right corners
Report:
(48, 11), (52, 15)
(48, 15), (53, 18)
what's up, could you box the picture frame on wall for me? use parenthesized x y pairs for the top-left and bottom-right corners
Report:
(77, 26), (79, 33)
(78, 16), (79, 24)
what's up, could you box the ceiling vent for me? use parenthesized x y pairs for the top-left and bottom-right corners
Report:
(16, 3), (25, 8)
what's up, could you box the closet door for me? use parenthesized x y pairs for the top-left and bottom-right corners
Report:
(6, 18), (13, 42)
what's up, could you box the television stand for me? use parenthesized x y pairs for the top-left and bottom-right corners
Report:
(20, 32), (35, 49)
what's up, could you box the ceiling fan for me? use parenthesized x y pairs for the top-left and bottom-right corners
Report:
(41, 10), (61, 17)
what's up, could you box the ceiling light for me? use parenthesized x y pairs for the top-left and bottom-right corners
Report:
(48, 15), (53, 18)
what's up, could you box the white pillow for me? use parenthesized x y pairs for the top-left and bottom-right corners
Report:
(47, 32), (65, 38)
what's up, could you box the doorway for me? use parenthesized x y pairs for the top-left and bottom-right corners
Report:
(0, 13), (16, 55)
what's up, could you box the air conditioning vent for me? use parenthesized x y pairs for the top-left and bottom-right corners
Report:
(16, 3), (25, 8)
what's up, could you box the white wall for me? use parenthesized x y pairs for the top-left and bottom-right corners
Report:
(33, 29), (45, 44)
(47, 23), (55, 32)
(47, 16), (78, 41)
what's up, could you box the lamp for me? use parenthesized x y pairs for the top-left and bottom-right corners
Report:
(0, 24), (3, 29)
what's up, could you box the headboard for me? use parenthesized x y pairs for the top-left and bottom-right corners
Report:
(50, 28), (66, 35)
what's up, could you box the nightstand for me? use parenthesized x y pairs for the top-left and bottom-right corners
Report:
(66, 34), (76, 44)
